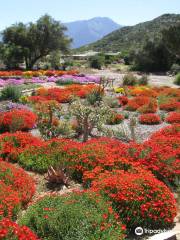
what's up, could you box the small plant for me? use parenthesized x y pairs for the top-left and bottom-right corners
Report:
(103, 96), (119, 108)
(0, 85), (22, 102)
(139, 74), (149, 85)
(86, 88), (103, 105)
(106, 112), (124, 125)
(122, 73), (137, 86)
(174, 73), (180, 85)
(69, 98), (111, 142)
(45, 166), (70, 187)
(56, 79), (74, 86)
(129, 117), (137, 141)
(139, 114), (161, 125)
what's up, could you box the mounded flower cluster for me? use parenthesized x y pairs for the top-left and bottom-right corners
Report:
(0, 109), (37, 133)
(0, 180), (21, 220)
(139, 113), (161, 125)
(19, 191), (126, 240)
(90, 168), (177, 230)
(107, 112), (124, 125)
(0, 131), (43, 161)
(125, 96), (150, 111)
(165, 112), (180, 124)
(159, 102), (180, 112)
(0, 218), (39, 240)
(0, 161), (35, 204)
(125, 124), (180, 183)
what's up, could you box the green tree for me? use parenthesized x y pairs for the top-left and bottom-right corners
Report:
(131, 40), (174, 72)
(1, 15), (71, 69)
(162, 24), (180, 59)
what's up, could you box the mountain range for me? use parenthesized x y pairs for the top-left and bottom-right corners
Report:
(64, 17), (121, 48)
(77, 14), (180, 53)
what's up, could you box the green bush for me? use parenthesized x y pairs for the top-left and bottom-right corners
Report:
(18, 144), (62, 173)
(0, 85), (22, 102)
(103, 96), (119, 108)
(89, 55), (105, 69)
(170, 64), (180, 75)
(86, 88), (103, 105)
(139, 75), (149, 85)
(122, 73), (137, 86)
(174, 73), (180, 85)
(56, 79), (75, 86)
(19, 191), (126, 240)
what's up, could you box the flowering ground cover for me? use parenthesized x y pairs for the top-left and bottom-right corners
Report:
(0, 70), (100, 87)
(0, 78), (179, 239)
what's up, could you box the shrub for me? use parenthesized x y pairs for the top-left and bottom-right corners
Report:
(125, 96), (150, 111)
(106, 112), (124, 125)
(0, 131), (43, 161)
(122, 73), (137, 86)
(165, 112), (180, 124)
(0, 181), (21, 220)
(103, 96), (120, 108)
(170, 64), (180, 75)
(91, 169), (177, 231)
(139, 114), (161, 125)
(138, 98), (158, 113)
(0, 85), (22, 102)
(86, 88), (103, 105)
(174, 73), (180, 85)
(118, 96), (128, 106)
(89, 55), (105, 69)
(159, 101), (180, 111)
(0, 218), (39, 240)
(18, 139), (77, 173)
(138, 74), (149, 85)
(0, 161), (35, 205)
(126, 125), (180, 184)
(0, 109), (37, 133)
(19, 191), (126, 240)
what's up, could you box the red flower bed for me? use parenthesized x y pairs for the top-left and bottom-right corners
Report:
(32, 85), (99, 103)
(166, 112), (180, 124)
(159, 102), (180, 112)
(0, 110), (37, 132)
(138, 98), (158, 113)
(0, 180), (21, 220)
(125, 96), (150, 111)
(91, 168), (177, 230)
(125, 125), (180, 184)
(0, 131), (43, 161)
(0, 218), (39, 239)
(0, 161), (35, 205)
(0, 70), (78, 77)
(139, 114), (161, 125)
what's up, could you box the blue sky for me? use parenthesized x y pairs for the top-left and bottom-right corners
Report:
(0, 0), (180, 30)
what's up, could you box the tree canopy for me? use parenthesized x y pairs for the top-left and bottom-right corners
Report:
(162, 23), (180, 59)
(0, 15), (71, 69)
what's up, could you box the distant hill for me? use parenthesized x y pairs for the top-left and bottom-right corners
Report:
(77, 14), (180, 53)
(64, 17), (121, 48)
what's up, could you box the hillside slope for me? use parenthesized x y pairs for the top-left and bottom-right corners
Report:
(78, 14), (180, 52)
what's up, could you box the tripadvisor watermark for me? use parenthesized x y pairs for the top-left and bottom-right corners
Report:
(135, 226), (168, 236)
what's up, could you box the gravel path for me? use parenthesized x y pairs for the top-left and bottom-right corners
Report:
(93, 69), (178, 88)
